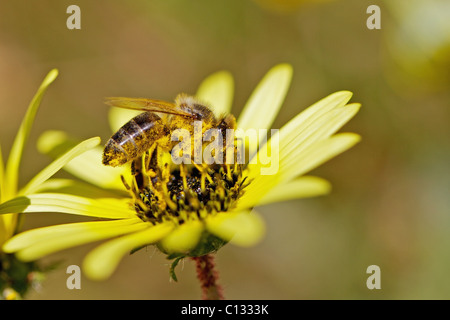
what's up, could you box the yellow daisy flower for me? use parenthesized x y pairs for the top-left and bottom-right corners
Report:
(1, 64), (361, 288)
(0, 70), (101, 299)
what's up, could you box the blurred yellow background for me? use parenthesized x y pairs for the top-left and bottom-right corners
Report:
(0, 0), (449, 299)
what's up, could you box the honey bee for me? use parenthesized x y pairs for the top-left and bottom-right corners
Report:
(102, 93), (236, 167)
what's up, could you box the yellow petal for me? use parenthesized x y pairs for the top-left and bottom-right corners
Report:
(83, 223), (173, 280)
(0, 144), (4, 202)
(206, 210), (265, 247)
(38, 130), (126, 189)
(280, 103), (360, 155)
(0, 145), (13, 246)
(32, 178), (123, 198)
(0, 215), (16, 248)
(249, 92), (356, 168)
(3, 218), (145, 261)
(20, 137), (101, 195)
(277, 91), (354, 150)
(242, 133), (360, 206)
(241, 92), (360, 206)
(196, 70), (234, 117)
(108, 107), (142, 133)
(4, 69), (58, 199)
(159, 220), (204, 254)
(254, 176), (332, 207)
(0, 193), (136, 219)
(279, 133), (361, 181)
(237, 64), (292, 131)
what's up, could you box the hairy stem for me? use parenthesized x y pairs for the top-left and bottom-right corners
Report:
(192, 254), (224, 300)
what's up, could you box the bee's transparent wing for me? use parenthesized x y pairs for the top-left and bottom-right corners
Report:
(105, 97), (193, 117)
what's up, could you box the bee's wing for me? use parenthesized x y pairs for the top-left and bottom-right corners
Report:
(105, 97), (193, 117)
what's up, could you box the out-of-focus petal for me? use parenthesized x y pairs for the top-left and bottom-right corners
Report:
(206, 210), (265, 247)
(20, 137), (100, 195)
(237, 64), (292, 131)
(3, 218), (145, 261)
(159, 220), (204, 254)
(108, 107), (142, 133)
(83, 223), (173, 280)
(38, 130), (126, 190)
(254, 176), (332, 207)
(196, 70), (234, 117)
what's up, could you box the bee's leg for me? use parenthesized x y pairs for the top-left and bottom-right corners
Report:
(145, 144), (158, 173)
(131, 157), (147, 191)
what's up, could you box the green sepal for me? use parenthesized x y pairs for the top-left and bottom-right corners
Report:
(129, 244), (148, 255)
(169, 256), (184, 282)
(157, 231), (227, 258)
(0, 253), (58, 298)
(162, 232), (227, 282)
(187, 232), (227, 258)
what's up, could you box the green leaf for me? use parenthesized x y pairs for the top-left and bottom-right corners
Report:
(4, 69), (58, 199)
(20, 137), (101, 195)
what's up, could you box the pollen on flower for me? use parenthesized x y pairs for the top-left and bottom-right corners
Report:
(121, 145), (249, 227)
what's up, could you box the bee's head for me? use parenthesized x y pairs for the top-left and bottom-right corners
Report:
(175, 93), (216, 123)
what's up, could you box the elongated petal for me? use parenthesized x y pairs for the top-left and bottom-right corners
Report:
(237, 64), (292, 131)
(0, 193), (135, 219)
(249, 91), (356, 168)
(0, 215), (15, 247)
(278, 133), (361, 180)
(0, 144), (4, 201)
(20, 137), (101, 195)
(4, 69), (58, 199)
(206, 211), (265, 247)
(255, 176), (332, 207)
(275, 91), (354, 154)
(196, 71), (234, 117)
(159, 220), (204, 254)
(239, 93), (360, 207)
(38, 131), (126, 189)
(0, 145), (14, 245)
(32, 178), (124, 198)
(83, 223), (173, 280)
(3, 218), (145, 261)
(240, 133), (360, 206)
(276, 104), (361, 167)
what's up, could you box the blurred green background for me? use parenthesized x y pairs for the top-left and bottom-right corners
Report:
(1, 0), (449, 299)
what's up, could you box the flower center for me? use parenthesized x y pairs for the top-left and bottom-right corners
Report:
(122, 149), (248, 226)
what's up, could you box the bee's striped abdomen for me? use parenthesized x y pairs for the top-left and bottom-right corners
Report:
(103, 112), (164, 167)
